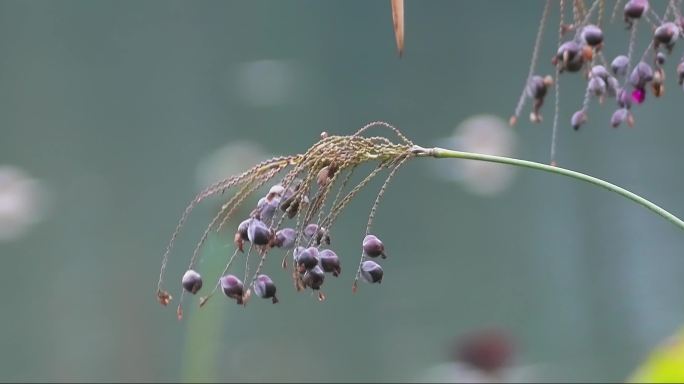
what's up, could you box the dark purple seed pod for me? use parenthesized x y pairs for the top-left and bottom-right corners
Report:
(629, 61), (654, 89)
(611, 108), (632, 128)
(677, 61), (684, 85)
(237, 218), (252, 241)
(605, 76), (619, 97)
(220, 274), (244, 304)
(296, 247), (319, 271)
(267, 184), (285, 199)
(254, 274), (278, 303)
(363, 234), (386, 258)
(181, 269), (203, 294)
(581, 24), (603, 46)
(624, 0), (648, 20)
(360, 260), (384, 284)
(571, 110), (587, 131)
(590, 65), (610, 80)
(318, 249), (341, 277)
(247, 218), (271, 246)
(611, 55), (629, 77)
(256, 196), (280, 223)
(617, 88), (632, 109)
(303, 265), (325, 290)
(654, 22), (679, 47)
(274, 227), (296, 249)
(656, 51), (667, 66)
(588, 77), (606, 97)
(555, 41), (583, 72)
(525, 75), (548, 99)
(303, 223), (330, 245)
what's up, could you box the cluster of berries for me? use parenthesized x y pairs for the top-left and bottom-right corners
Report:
(157, 123), (413, 318)
(512, 0), (684, 135)
(177, 182), (388, 309)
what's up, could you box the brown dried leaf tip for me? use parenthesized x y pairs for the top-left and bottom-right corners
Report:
(391, 0), (404, 58)
(156, 121), (415, 316)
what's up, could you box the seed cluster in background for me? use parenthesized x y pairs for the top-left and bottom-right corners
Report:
(510, 0), (684, 165)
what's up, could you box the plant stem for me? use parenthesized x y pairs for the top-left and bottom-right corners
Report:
(411, 145), (684, 232)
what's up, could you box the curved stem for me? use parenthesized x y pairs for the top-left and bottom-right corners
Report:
(411, 145), (684, 232)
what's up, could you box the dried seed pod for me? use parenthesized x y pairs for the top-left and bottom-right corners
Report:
(652, 67), (665, 97)
(254, 274), (278, 303)
(302, 265), (325, 290)
(360, 260), (384, 284)
(247, 218), (272, 246)
(611, 55), (630, 77)
(362, 234), (386, 258)
(318, 249), (341, 277)
(571, 110), (587, 131)
(274, 227), (296, 249)
(181, 269), (203, 294)
(581, 24), (603, 47)
(220, 274), (245, 304)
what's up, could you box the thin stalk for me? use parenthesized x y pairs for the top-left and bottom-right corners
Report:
(411, 145), (684, 232)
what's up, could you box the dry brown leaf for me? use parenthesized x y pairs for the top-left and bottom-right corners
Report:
(391, 0), (404, 58)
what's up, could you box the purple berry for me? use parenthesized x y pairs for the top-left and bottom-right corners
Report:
(654, 22), (679, 47)
(220, 274), (245, 304)
(318, 249), (341, 277)
(555, 41), (583, 72)
(581, 24), (603, 46)
(629, 61), (653, 89)
(611, 108), (632, 128)
(181, 269), (203, 294)
(624, 0), (648, 20)
(303, 223), (330, 245)
(611, 55), (629, 77)
(296, 247), (319, 271)
(256, 196), (279, 223)
(525, 75), (548, 99)
(656, 52), (667, 66)
(571, 110), (587, 131)
(618, 88), (632, 109)
(588, 77), (606, 97)
(590, 65), (609, 80)
(237, 218), (251, 241)
(254, 274), (278, 304)
(247, 218), (271, 246)
(363, 234), (386, 258)
(360, 260), (384, 284)
(274, 227), (296, 249)
(303, 265), (325, 290)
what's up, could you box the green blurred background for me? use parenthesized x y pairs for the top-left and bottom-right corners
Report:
(1, 0), (684, 381)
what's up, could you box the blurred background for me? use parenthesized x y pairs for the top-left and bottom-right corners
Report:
(2, 0), (684, 381)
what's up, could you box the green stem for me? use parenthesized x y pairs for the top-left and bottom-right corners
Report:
(411, 145), (684, 232)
